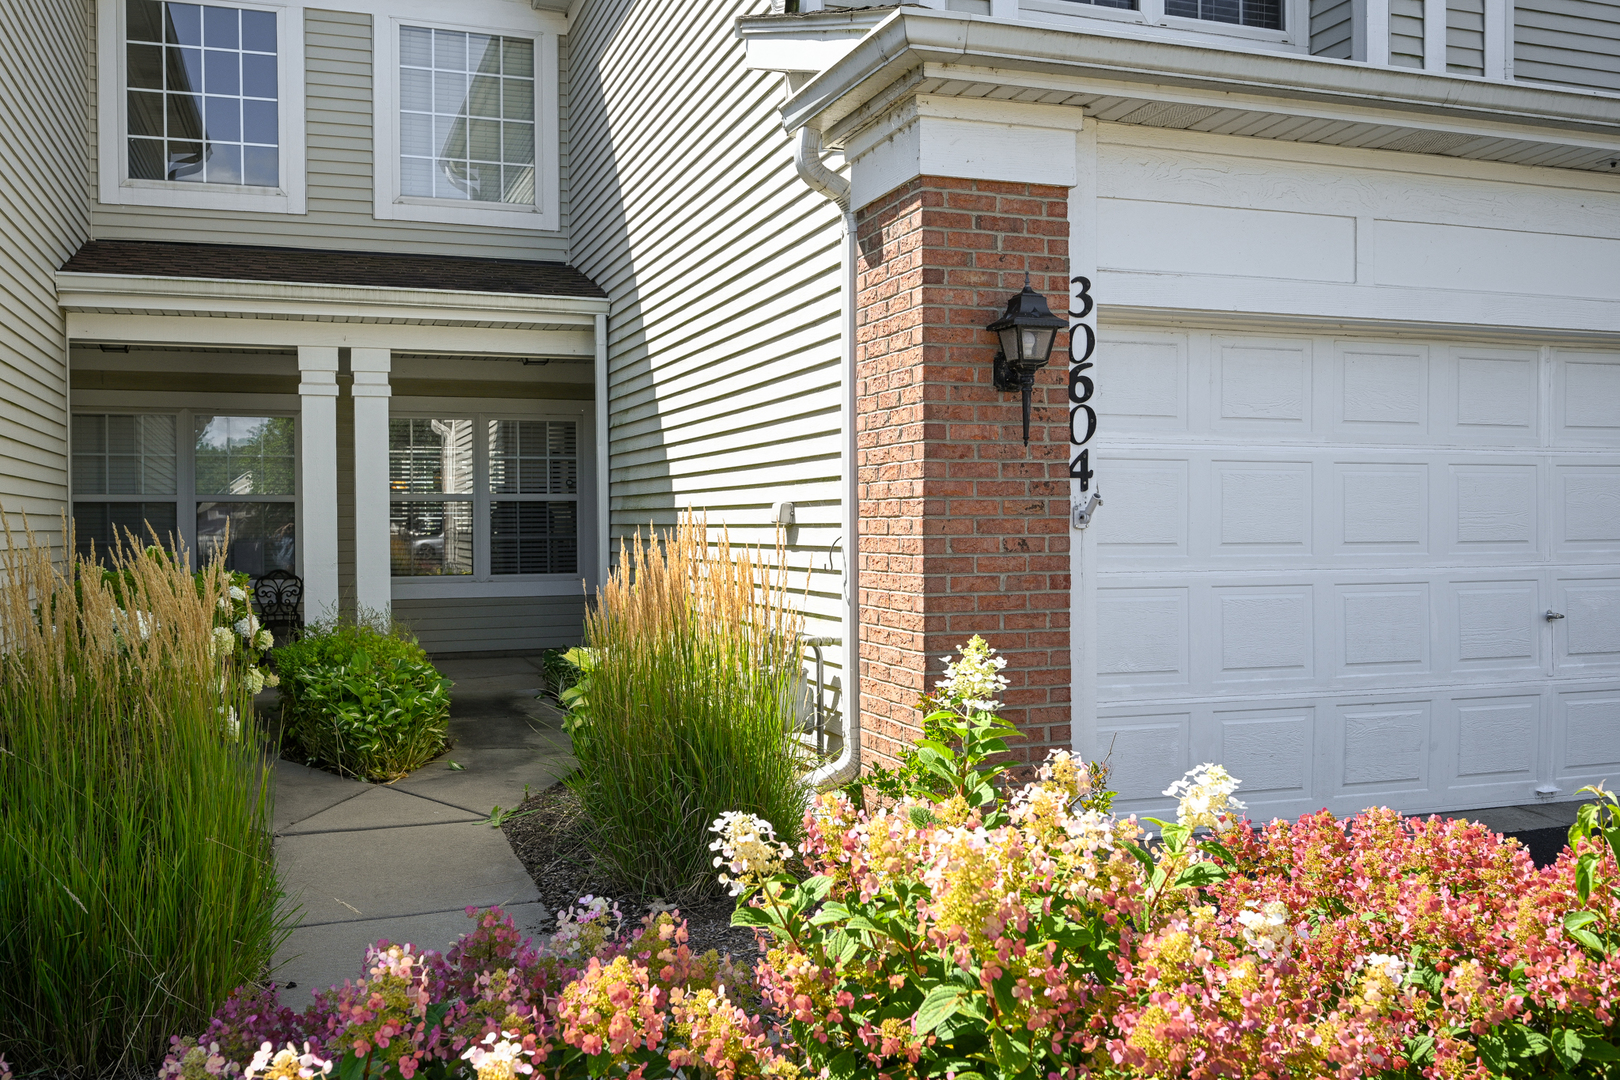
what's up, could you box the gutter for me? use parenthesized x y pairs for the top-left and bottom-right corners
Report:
(792, 125), (862, 791)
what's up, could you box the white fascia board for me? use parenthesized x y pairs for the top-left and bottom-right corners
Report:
(782, 8), (1620, 146)
(737, 10), (891, 73)
(65, 312), (597, 356)
(54, 272), (609, 324)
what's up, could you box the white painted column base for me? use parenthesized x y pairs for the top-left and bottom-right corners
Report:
(351, 347), (392, 619)
(298, 346), (341, 623)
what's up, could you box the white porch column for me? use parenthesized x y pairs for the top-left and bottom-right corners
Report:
(298, 346), (340, 622)
(351, 347), (392, 618)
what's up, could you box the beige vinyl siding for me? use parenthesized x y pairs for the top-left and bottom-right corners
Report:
(1448, 0), (1487, 73)
(0, 0), (89, 546)
(1390, 0), (1426, 66)
(1310, 0), (1354, 57)
(395, 594), (586, 656)
(1515, 0), (1620, 91)
(565, 0), (847, 651)
(89, 9), (571, 259)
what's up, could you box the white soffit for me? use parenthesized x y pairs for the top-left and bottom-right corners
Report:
(779, 9), (1620, 173)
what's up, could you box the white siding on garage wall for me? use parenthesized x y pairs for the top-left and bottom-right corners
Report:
(1515, 0), (1620, 92)
(0, 0), (90, 545)
(565, 1), (848, 658)
(87, 8), (571, 259)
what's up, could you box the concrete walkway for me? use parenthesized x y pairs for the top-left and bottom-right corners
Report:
(271, 656), (574, 1009)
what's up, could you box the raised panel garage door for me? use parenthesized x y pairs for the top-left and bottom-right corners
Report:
(1092, 329), (1620, 819)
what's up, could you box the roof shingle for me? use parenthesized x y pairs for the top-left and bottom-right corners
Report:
(60, 240), (606, 298)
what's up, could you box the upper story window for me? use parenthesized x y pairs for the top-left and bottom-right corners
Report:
(125, 1), (280, 186)
(1043, 0), (1293, 44)
(399, 27), (535, 205)
(373, 13), (562, 231)
(98, 0), (305, 214)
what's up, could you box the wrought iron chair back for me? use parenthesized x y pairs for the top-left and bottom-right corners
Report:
(252, 569), (304, 645)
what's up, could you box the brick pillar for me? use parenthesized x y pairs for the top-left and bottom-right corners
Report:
(854, 176), (1071, 767)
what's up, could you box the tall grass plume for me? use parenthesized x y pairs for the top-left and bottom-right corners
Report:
(0, 522), (287, 1076)
(567, 513), (810, 898)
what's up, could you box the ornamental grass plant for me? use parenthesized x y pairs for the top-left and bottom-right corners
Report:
(565, 513), (810, 898)
(0, 526), (287, 1077)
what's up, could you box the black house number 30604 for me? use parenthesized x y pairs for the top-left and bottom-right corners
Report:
(1069, 275), (1096, 490)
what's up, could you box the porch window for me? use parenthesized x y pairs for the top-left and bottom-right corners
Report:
(388, 416), (577, 579)
(193, 415), (296, 575)
(71, 411), (296, 576)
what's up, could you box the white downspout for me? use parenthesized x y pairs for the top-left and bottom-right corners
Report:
(794, 124), (860, 789)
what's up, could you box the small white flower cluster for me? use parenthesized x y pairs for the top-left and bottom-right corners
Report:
(709, 811), (791, 896)
(111, 607), (154, 642)
(212, 626), (236, 658)
(546, 894), (621, 957)
(236, 613), (260, 640)
(1355, 952), (1409, 1007)
(1164, 763), (1247, 834)
(937, 634), (1010, 714)
(244, 1040), (331, 1079)
(461, 1030), (536, 1080)
(1236, 899), (1294, 958)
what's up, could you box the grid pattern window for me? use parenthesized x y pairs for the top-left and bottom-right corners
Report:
(389, 418), (475, 577)
(193, 416), (295, 576)
(388, 416), (578, 580)
(126, 1), (279, 185)
(1061, 0), (1139, 9)
(72, 413), (181, 558)
(399, 26), (536, 205)
(489, 420), (577, 575)
(1164, 0), (1282, 28)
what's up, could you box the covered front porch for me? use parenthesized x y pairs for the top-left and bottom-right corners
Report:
(56, 240), (610, 654)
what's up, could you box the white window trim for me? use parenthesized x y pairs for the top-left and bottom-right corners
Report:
(387, 401), (593, 599)
(68, 403), (302, 578)
(96, 0), (308, 214)
(372, 9), (563, 231)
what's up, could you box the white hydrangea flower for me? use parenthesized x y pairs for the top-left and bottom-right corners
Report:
(1355, 952), (1409, 1008)
(265, 671), (280, 688)
(709, 812), (791, 896)
(1164, 763), (1247, 834)
(1236, 899), (1293, 958)
(245, 1041), (331, 1079)
(937, 635), (1010, 713)
(254, 628), (275, 651)
(221, 707), (239, 739)
(229, 585), (247, 602)
(460, 1031), (535, 1080)
(235, 613), (260, 639)
(211, 626), (236, 657)
(545, 894), (621, 957)
(245, 667), (266, 695)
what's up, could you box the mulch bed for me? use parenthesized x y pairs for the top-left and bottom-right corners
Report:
(499, 781), (765, 966)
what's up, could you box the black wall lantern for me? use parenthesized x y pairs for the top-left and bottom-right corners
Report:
(989, 275), (1067, 446)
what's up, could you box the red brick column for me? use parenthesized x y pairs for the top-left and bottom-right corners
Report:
(854, 176), (1071, 767)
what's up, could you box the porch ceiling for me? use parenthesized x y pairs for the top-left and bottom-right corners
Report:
(774, 9), (1620, 173)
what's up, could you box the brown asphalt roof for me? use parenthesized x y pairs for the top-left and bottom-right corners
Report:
(60, 239), (606, 299)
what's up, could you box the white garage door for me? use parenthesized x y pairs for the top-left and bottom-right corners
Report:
(1092, 329), (1620, 820)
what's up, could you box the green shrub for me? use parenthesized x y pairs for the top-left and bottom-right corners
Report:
(0, 527), (287, 1076)
(564, 513), (810, 898)
(275, 620), (451, 782)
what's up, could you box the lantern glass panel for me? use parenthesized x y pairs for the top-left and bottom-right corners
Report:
(998, 326), (1020, 360)
(1030, 326), (1056, 362)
